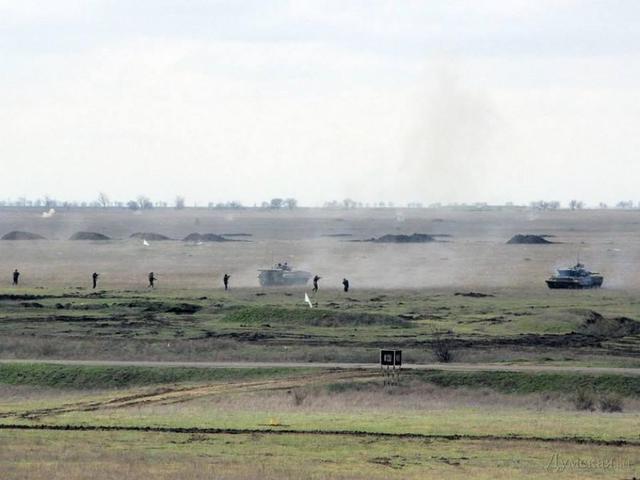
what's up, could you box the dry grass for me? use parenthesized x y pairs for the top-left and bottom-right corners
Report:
(113, 380), (640, 418)
(2, 429), (639, 480)
(0, 384), (108, 414)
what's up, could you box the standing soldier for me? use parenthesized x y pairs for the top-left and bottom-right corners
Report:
(223, 273), (230, 290)
(312, 275), (321, 293)
(92, 272), (99, 289)
(148, 272), (156, 288)
(342, 278), (350, 292)
(12, 269), (20, 286)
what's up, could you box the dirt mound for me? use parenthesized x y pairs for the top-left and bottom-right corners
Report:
(506, 234), (553, 245)
(20, 302), (44, 308)
(166, 303), (202, 314)
(454, 292), (494, 298)
(183, 233), (230, 242)
(1, 231), (46, 240)
(359, 233), (437, 243)
(69, 232), (111, 241)
(130, 232), (172, 241)
(578, 310), (640, 338)
(0, 294), (46, 301)
(222, 233), (253, 237)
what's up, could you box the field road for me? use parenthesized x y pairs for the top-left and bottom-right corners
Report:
(2, 359), (640, 376)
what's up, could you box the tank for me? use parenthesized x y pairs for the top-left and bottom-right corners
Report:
(546, 262), (603, 289)
(258, 262), (312, 287)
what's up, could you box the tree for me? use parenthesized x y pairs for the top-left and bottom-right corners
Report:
(127, 200), (139, 211)
(175, 196), (186, 210)
(283, 198), (298, 209)
(530, 200), (561, 210)
(270, 198), (283, 209)
(97, 192), (110, 208)
(137, 196), (153, 210)
(43, 196), (56, 208)
(342, 198), (357, 209)
(569, 199), (584, 210)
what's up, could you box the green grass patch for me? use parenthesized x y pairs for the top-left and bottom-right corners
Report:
(5, 429), (638, 480)
(0, 363), (310, 389)
(223, 305), (410, 327)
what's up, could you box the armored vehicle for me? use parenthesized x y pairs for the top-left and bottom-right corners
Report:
(258, 263), (312, 287)
(546, 262), (603, 289)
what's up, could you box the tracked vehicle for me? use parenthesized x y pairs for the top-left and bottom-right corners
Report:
(258, 263), (312, 287)
(546, 262), (603, 289)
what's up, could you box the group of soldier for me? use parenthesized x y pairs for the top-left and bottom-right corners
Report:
(313, 275), (349, 293)
(10, 269), (348, 292)
(11, 269), (191, 290)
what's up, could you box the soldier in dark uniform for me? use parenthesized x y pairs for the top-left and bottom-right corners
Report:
(223, 273), (230, 290)
(312, 275), (321, 293)
(92, 272), (99, 289)
(342, 278), (349, 292)
(12, 269), (19, 286)
(148, 272), (156, 288)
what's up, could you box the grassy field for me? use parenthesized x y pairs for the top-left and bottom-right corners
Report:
(5, 429), (637, 480)
(2, 207), (640, 478)
(0, 363), (638, 479)
(1, 286), (640, 365)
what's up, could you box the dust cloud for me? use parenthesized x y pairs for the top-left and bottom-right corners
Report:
(400, 69), (503, 205)
(2, 208), (639, 291)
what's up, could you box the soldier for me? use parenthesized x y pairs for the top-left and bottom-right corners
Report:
(92, 272), (99, 289)
(223, 273), (230, 290)
(312, 275), (321, 293)
(148, 272), (157, 288)
(12, 269), (19, 286)
(342, 278), (350, 292)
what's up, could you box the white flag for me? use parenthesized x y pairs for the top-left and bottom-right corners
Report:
(304, 292), (313, 308)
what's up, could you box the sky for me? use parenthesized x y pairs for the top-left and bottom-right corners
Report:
(1, 0), (640, 207)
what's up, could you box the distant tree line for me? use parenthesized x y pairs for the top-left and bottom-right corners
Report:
(2, 194), (639, 211)
(529, 200), (561, 210)
(260, 198), (298, 209)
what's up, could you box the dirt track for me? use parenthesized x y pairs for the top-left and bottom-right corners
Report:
(0, 369), (373, 420)
(3, 358), (640, 376)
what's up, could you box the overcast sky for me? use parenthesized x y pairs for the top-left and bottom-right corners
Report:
(1, 1), (639, 206)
